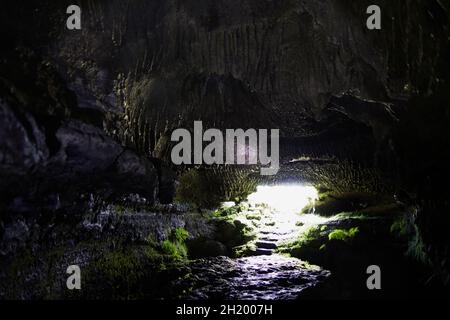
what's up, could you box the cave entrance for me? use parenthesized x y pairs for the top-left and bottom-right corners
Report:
(232, 184), (330, 253)
(247, 185), (318, 214)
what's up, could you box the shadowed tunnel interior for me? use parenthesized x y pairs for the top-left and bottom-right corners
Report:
(1, 0), (450, 300)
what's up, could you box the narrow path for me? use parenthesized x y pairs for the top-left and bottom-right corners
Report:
(244, 203), (329, 256)
(186, 203), (331, 300)
(188, 255), (329, 300)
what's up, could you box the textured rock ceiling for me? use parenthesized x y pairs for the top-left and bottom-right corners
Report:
(0, 0), (448, 167)
(2, 0), (445, 159)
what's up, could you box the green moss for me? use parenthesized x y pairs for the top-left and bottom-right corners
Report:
(328, 227), (359, 242)
(98, 251), (142, 281)
(212, 203), (247, 218)
(161, 228), (190, 260)
(164, 240), (188, 260)
(278, 226), (322, 251)
(161, 240), (178, 256)
(233, 242), (257, 258)
(303, 226), (322, 242)
(144, 228), (189, 264)
(245, 214), (262, 220)
(83, 250), (144, 299)
(276, 226), (326, 261)
(173, 227), (190, 243)
(143, 244), (158, 257)
(146, 233), (159, 247)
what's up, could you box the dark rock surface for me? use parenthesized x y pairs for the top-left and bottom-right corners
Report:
(0, 0), (449, 299)
(0, 49), (160, 206)
(187, 255), (329, 300)
(4, 1), (446, 155)
(0, 203), (217, 299)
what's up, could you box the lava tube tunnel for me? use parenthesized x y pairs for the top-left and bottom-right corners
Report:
(1, 0), (450, 305)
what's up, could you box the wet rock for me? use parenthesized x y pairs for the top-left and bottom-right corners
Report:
(113, 150), (159, 201)
(187, 255), (329, 300)
(188, 239), (228, 259)
(54, 120), (122, 172)
(80, 205), (216, 246)
(253, 248), (274, 256)
(255, 241), (277, 250)
(1, 116), (159, 203)
(0, 48), (159, 205)
(0, 100), (48, 173)
(0, 206), (220, 299)
(214, 219), (254, 253)
(151, 158), (177, 204)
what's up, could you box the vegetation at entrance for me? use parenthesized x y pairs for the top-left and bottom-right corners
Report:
(162, 228), (190, 260)
(328, 227), (359, 242)
(175, 167), (258, 209)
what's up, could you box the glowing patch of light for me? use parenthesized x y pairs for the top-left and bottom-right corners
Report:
(247, 185), (318, 214)
(245, 185), (328, 242)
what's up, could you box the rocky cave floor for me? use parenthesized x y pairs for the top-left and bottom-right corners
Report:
(182, 192), (445, 300)
(1, 188), (445, 300)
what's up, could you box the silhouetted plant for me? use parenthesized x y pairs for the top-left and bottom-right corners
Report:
(175, 167), (258, 209)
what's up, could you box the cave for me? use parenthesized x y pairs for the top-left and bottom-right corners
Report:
(1, 0), (450, 304)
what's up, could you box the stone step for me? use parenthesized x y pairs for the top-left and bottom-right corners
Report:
(255, 241), (277, 249)
(254, 248), (274, 256)
(259, 237), (280, 242)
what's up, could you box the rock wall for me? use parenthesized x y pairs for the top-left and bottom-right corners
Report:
(1, 0), (450, 293)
